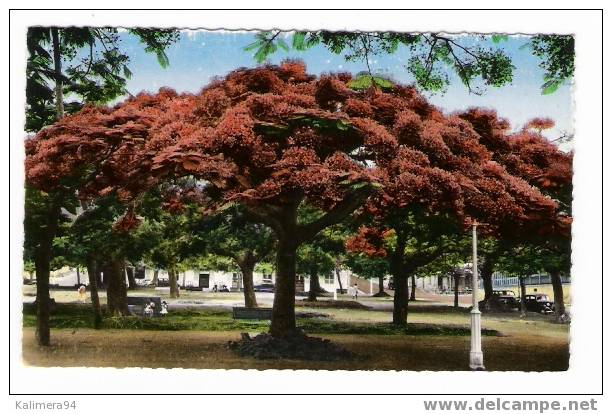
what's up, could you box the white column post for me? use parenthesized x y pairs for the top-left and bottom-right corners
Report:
(370, 278), (373, 295)
(470, 222), (485, 370)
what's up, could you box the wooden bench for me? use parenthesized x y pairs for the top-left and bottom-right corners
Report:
(232, 307), (273, 320)
(127, 296), (163, 317)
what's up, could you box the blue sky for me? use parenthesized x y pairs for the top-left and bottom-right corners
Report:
(114, 30), (573, 142)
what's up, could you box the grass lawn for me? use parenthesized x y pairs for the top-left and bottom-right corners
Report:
(21, 303), (569, 371)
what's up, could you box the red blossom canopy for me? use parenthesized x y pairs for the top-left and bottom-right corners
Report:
(25, 61), (571, 237)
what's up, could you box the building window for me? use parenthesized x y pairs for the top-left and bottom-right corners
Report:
(324, 274), (334, 284)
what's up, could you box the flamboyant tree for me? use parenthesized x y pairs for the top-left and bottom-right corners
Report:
(25, 61), (570, 337)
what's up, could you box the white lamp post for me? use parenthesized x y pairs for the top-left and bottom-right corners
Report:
(470, 222), (485, 370)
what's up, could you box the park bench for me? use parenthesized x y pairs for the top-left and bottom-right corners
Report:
(232, 307), (273, 320)
(127, 296), (163, 317)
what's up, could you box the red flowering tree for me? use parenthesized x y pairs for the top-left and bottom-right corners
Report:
(26, 61), (570, 337)
(346, 108), (572, 324)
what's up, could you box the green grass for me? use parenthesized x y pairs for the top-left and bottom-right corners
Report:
(22, 304), (499, 336)
(347, 75), (395, 91)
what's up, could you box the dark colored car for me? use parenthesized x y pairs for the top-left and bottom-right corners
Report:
(479, 290), (519, 312)
(524, 294), (555, 314)
(253, 283), (275, 293)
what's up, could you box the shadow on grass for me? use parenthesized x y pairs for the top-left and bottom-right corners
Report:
(22, 303), (500, 336)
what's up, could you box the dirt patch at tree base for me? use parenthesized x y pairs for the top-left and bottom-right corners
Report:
(228, 331), (356, 361)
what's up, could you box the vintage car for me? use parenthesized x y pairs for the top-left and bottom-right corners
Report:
(253, 283), (275, 293)
(524, 293), (555, 314)
(479, 290), (520, 312)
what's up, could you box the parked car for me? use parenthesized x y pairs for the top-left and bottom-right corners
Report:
(253, 283), (275, 293)
(524, 294), (555, 314)
(479, 290), (519, 312)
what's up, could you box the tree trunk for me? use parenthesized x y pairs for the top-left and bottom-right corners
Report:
(519, 276), (527, 317)
(34, 241), (52, 346)
(335, 263), (344, 294)
(270, 236), (297, 337)
(307, 272), (322, 301)
(378, 274), (385, 295)
(50, 27), (64, 119)
(550, 270), (568, 322)
(390, 232), (409, 326)
(105, 259), (128, 316)
(152, 269), (159, 286)
(34, 199), (61, 346)
(238, 261), (258, 308)
(481, 256), (494, 301)
(169, 268), (180, 298)
(86, 256), (102, 328)
(76, 267), (80, 286)
(410, 274), (416, 301)
(126, 266), (136, 290)
(453, 272), (460, 309)
(392, 273), (409, 326)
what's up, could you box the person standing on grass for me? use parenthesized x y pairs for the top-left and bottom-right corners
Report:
(77, 285), (86, 302)
(352, 283), (359, 300)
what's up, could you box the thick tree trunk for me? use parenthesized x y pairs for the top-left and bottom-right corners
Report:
(34, 241), (52, 346)
(168, 268), (180, 298)
(390, 233), (409, 326)
(392, 273), (409, 326)
(550, 270), (568, 322)
(34, 200), (61, 346)
(378, 274), (385, 295)
(126, 266), (136, 290)
(86, 256), (102, 328)
(105, 260), (128, 316)
(270, 237), (297, 337)
(152, 269), (159, 286)
(239, 261), (258, 308)
(409, 274), (416, 301)
(519, 276), (527, 317)
(50, 27), (64, 119)
(307, 272), (322, 301)
(76, 267), (81, 286)
(453, 273), (460, 309)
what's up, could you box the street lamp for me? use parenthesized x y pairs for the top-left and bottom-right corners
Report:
(470, 221), (485, 370)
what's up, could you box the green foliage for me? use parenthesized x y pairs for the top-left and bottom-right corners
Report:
(346, 253), (389, 280)
(25, 27), (178, 132)
(530, 35), (575, 95)
(347, 73), (395, 90)
(244, 30), (570, 95)
(491, 34), (509, 44)
(244, 30), (516, 95)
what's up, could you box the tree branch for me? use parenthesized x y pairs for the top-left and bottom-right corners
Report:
(298, 184), (376, 243)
